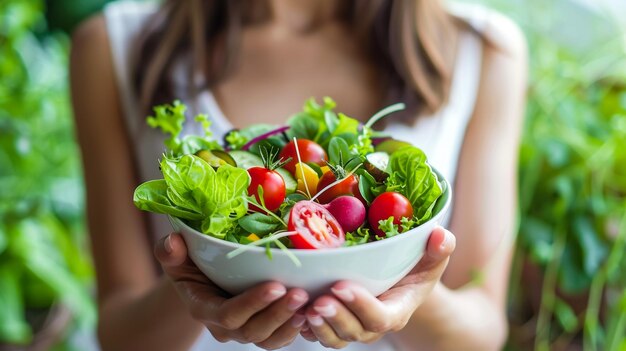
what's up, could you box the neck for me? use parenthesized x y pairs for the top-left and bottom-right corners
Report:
(268, 0), (340, 33)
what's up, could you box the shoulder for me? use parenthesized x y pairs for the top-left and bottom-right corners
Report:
(71, 15), (109, 58)
(71, 1), (158, 68)
(70, 14), (122, 133)
(478, 9), (528, 65)
(70, 14), (115, 105)
(70, 15), (115, 103)
(449, 3), (527, 65)
(468, 7), (528, 128)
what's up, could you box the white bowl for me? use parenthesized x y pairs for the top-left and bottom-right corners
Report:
(170, 169), (451, 298)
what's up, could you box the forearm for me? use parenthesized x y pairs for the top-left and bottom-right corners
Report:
(392, 283), (507, 351)
(98, 276), (204, 351)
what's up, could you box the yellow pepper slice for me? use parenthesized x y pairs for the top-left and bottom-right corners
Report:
(294, 162), (319, 196)
(247, 233), (260, 242)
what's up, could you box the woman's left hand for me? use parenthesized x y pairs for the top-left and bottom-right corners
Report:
(300, 226), (456, 348)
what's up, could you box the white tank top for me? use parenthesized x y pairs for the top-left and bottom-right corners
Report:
(104, 2), (488, 350)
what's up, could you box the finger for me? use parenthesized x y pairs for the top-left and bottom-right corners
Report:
(311, 295), (380, 343)
(239, 288), (309, 343)
(328, 282), (395, 333)
(413, 226), (456, 272)
(300, 325), (318, 342)
(154, 233), (229, 320)
(254, 312), (307, 350)
(154, 233), (197, 276)
(206, 282), (288, 330)
(305, 306), (349, 349)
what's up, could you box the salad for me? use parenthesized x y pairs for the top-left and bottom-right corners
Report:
(133, 97), (444, 254)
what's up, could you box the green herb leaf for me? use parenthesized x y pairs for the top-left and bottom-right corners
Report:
(238, 213), (284, 235)
(287, 114), (320, 141)
(358, 172), (376, 205)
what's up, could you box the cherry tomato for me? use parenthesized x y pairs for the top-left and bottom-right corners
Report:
(368, 192), (413, 237)
(279, 139), (327, 174)
(247, 167), (286, 212)
(315, 172), (365, 204)
(288, 201), (345, 249)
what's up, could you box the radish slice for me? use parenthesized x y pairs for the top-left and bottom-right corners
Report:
(241, 126), (291, 151)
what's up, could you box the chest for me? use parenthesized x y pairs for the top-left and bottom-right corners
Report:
(211, 24), (385, 127)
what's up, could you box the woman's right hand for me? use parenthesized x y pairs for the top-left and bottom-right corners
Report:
(154, 233), (309, 350)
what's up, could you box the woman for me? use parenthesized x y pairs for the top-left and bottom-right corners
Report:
(70, 0), (527, 350)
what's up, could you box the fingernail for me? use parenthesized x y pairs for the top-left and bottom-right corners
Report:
(439, 231), (451, 252)
(164, 235), (173, 254)
(307, 314), (324, 327)
(291, 314), (306, 328)
(287, 294), (307, 311)
(331, 288), (354, 302)
(265, 288), (287, 302)
(313, 304), (336, 318)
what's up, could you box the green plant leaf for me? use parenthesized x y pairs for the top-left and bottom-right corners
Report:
(133, 180), (203, 220)
(287, 114), (320, 141)
(388, 146), (442, 221)
(554, 298), (578, 333)
(573, 216), (608, 275)
(238, 212), (283, 236)
(328, 137), (351, 166)
(160, 155), (250, 238)
(0, 264), (32, 344)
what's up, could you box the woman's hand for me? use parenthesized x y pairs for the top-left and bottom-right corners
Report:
(154, 233), (309, 350)
(300, 226), (456, 348)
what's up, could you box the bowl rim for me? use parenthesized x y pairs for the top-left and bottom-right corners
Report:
(170, 166), (452, 257)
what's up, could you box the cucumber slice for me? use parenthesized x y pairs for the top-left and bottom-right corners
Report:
(196, 150), (236, 168)
(365, 152), (390, 181)
(228, 150), (263, 169)
(276, 168), (297, 194)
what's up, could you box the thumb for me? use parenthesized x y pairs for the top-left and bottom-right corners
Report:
(154, 233), (191, 275)
(412, 226), (456, 275)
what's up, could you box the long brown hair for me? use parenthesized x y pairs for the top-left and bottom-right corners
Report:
(133, 0), (460, 122)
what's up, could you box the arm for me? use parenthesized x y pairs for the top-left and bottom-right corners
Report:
(395, 14), (528, 350)
(71, 16), (309, 351)
(300, 14), (528, 350)
(70, 16), (204, 351)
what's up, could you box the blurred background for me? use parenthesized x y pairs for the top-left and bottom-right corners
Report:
(0, 0), (624, 350)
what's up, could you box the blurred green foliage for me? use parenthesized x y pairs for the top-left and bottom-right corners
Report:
(0, 0), (97, 346)
(463, 0), (626, 350)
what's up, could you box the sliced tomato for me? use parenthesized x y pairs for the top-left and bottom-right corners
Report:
(288, 201), (345, 249)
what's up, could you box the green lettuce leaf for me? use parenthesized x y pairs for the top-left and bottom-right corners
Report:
(133, 180), (204, 220)
(388, 146), (442, 221)
(160, 155), (250, 238)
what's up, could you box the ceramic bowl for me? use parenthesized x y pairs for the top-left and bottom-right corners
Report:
(170, 168), (451, 298)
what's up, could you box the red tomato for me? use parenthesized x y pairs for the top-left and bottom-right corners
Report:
(247, 167), (286, 212)
(288, 201), (345, 249)
(368, 192), (413, 237)
(315, 172), (365, 204)
(279, 139), (327, 174)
